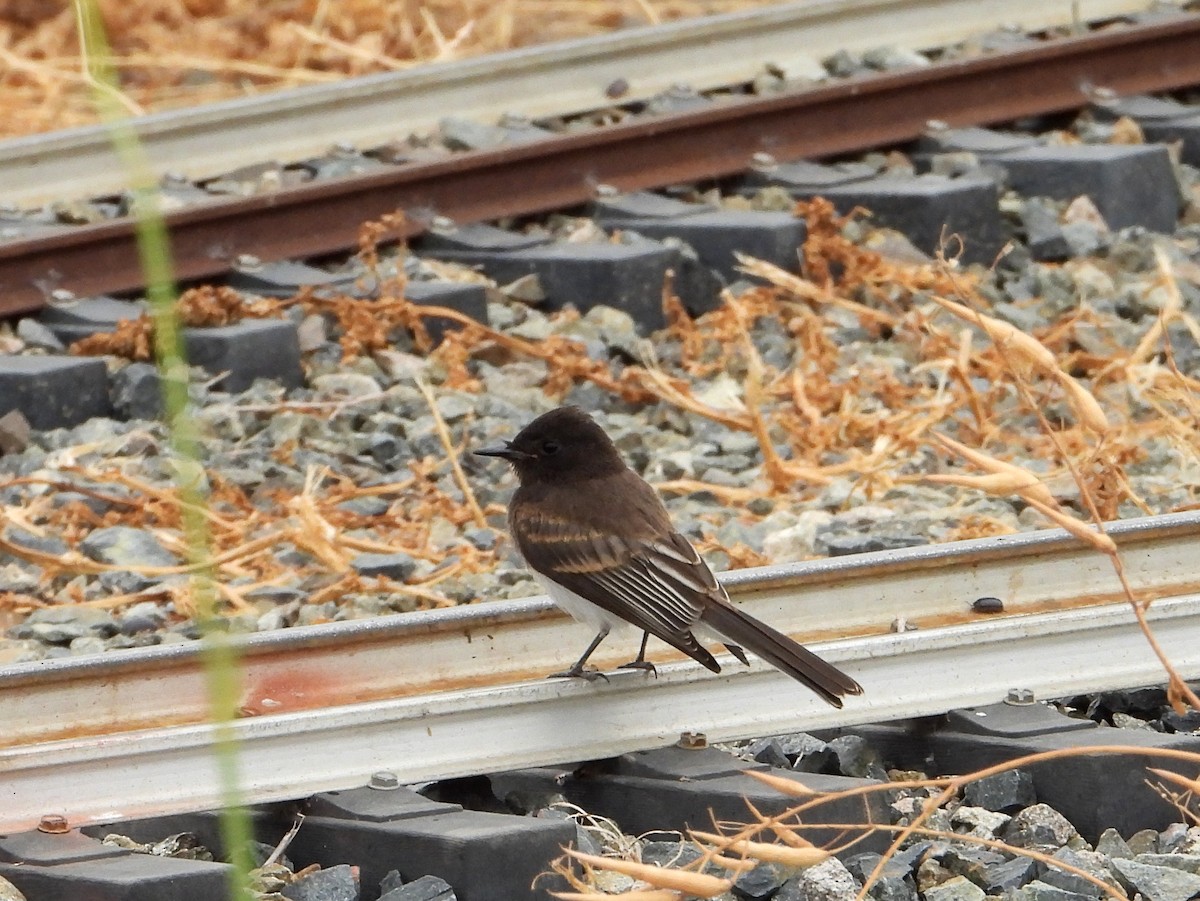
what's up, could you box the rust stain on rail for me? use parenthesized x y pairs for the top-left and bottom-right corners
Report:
(1, 581), (1188, 751)
(1, 15), (1199, 314)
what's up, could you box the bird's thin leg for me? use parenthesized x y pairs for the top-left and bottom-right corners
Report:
(548, 628), (610, 682)
(618, 631), (657, 677)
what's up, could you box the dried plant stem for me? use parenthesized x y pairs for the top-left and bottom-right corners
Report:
(553, 891), (680, 901)
(69, 3), (145, 116)
(563, 848), (731, 896)
(337, 534), (426, 556)
(98, 469), (243, 530)
(77, 587), (172, 609)
(1009, 375), (1200, 712)
(414, 378), (487, 529)
(88, 52), (339, 82)
(635, 365), (753, 430)
(338, 477), (416, 498)
(689, 829), (828, 867)
(1110, 248), (1185, 373)
(737, 255), (897, 327)
(285, 21), (411, 69)
(653, 480), (762, 503)
(230, 390), (390, 413)
(929, 260), (1200, 712)
(841, 745), (1200, 901)
(732, 296), (837, 489)
(265, 813), (306, 867)
(0, 528), (283, 577)
(791, 821), (1123, 900)
(214, 580), (254, 614)
(0, 476), (139, 508)
(386, 583), (457, 607)
(928, 293), (1107, 433)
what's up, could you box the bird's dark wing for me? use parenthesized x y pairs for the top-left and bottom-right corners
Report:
(511, 508), (725, 671)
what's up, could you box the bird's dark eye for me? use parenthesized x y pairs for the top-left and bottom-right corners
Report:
(541, 439), (561, 455)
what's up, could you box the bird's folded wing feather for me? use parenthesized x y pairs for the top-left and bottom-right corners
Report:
(512, 511), (723, 662)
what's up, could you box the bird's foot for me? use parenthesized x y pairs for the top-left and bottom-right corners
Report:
(617, 659), (657, 677)
(547, 667), (609, 683)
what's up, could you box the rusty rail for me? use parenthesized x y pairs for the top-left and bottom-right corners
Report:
(2, 13), (1199, 315)
(2, 510), (1199, 832)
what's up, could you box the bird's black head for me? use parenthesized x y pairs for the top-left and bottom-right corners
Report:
(474, 406), (627, 484)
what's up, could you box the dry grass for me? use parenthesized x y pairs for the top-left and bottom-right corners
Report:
(6, 198), (1200, 624)
(0, 456), (486, 619)
(0, 0), (783, 138)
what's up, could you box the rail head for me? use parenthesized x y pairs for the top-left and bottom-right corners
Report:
(0, 509), (1197, 740)
(3, 508), (1198, 683)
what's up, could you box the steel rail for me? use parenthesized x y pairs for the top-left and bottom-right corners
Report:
(0, 0), (1162, 207)
(0, 511), (1198, 833)
(2, 11), (1200, 316)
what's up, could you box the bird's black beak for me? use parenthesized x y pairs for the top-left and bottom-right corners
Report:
(474, 442), (530, 461)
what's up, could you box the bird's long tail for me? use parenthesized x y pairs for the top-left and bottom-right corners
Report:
(700, 600), (862, 707)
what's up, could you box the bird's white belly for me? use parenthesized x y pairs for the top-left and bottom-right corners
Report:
(534, 574), (630, 633)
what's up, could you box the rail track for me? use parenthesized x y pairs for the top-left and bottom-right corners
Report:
(2, 2), (1200, 898)
(0, 0), (1170, 206)
(1, 2), (1199, 313)
(3, 510), (1199, 833)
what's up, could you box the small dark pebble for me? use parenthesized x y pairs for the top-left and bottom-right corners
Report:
(984, 856), (1039, 893)
(734, 862), (785, 900)
(892, 841), (938, 874)
(941, 846), (1006, 883)
(120, 612), (167, 636)
(337, 496), (391, 517)
(50, 490), (114, 516)
(826, 734), (889, 780)
(380, 870), (404, 896)
(366, 432), (404, 466)
(1162, 709), (1200, 733)
(351, 552), (417, 581)
(744, 737), (789, 769)
(462, 527), (498, 551)
(963, 769), (1036, 813)
(1159, 821), (1191, 852)
(379, 874), (456, 901)
(4, 526), (68, 556)
(98, 570), (157, 596)
(746, 496), (775, 515)
(846, 852), (911, 882)
(245, 586), (306, 605)
(281, 862), (358, 901)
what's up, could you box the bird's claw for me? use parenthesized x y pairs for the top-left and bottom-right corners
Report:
(617, 660), (658, 678)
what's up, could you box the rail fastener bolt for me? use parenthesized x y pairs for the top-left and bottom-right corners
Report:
(370, 771), (401, 790)
(678, 731), (708, 750)
(37, 814), (70, 834)
(1006, 688), (1036, 706)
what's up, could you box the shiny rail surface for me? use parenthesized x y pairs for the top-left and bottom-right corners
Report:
(2, 6), (1199, 315)
(0, 0), (1161, 206)
(0, 511), (1197, 833)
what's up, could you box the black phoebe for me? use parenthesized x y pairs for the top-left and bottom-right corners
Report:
(475, 406), (863, 708)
